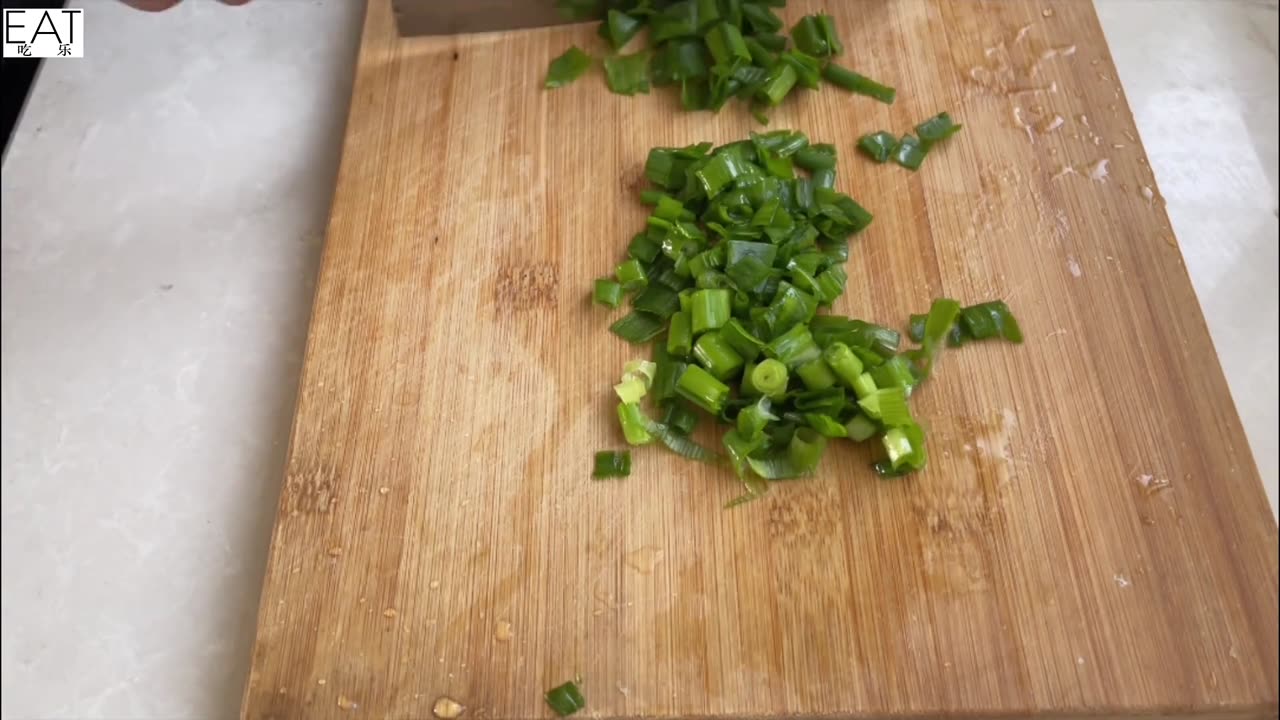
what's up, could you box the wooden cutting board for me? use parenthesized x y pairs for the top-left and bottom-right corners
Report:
(240, 1), (1279, 718)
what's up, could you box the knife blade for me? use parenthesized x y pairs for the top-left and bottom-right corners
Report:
(392, 0), (579, 37)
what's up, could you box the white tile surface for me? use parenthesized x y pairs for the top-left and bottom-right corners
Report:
(1, 1), (1275, 718)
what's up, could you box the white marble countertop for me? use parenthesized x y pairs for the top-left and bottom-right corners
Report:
(1, 1), (1276, 717)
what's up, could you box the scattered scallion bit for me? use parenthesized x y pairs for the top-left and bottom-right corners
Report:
(821, 62), (895, 103)
(592, 132), (1022, 500)
(544, 681), (586, 717)
(603, 51), (652, 95)
(592, 450), (632, 479)
(892, 134), (927, 171)
(915, 111), (964, 145)
(857, 131), (898, 163)
(545, 46), (592, 89)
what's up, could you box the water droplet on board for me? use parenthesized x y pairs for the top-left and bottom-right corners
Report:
(1037, 114), (1065, 133)
(1087, 158), (1110, 182)
(1141, 185), (1155, 205)
(1066, 256), (1082, 277)
(337, 694), (358, 710)
(495, 619), (514, 642)
(624, 546), (664, 574)
(433, 697), (465, 718)
(1042, 7), (1054, 17)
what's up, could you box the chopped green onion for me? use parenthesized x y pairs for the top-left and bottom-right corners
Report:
(604, 51), (652, 96)
(743, 3), (783, 33)
(720, 318), (764, 361)
(600, 10), (643, 50)
(667, 311), (693, 356)
(615, 258), (648, 291)
(794, 144), (837, 171)
(790, 15), (832, 58)
(704, 22), (750, 66)
(633, 283), (682, 319)
(822, 341), (864, 388)
(690, 288), (732, 334)
(618, 402), (653, 445)
(857, 387), (912, 426)
(737, 396), (777, 440)
(545, 680), (586, 717)
(675, 364), (730, 414)
(642, 415), (719, 462)
(662, 399), (700, 436)
(693, 331), (746, 380)
(912, 297), (961, 380)
(857, 131), (898, 163)
(915, 112), (963, 145)
(594, 278), (623, 308)
(804, 412), (848, 438)
(796, 358), (837, 390)
(892, 134), (927, 171)
(747, 357), (789, 399)
(852, 371), (877, 399)
(614, 376), (648, 404)
(845, 414), (878, 441)
(764, 322), (821, 368)
(822, 63), (896, 103)
(546, 46), (592, 89)
(960, 300), (1023, 343)
(610, 311), (665, 344)
(592, 450), (632, 479)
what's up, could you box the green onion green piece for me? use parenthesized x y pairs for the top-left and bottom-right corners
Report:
(893, 134), (928, 171)
(720, 318), (764, 361)
(817, 14), (843, 55)
(881, 421), (926, 472)
(675, 364), (731, 414)
(609, 311), (664, 344)
(779, 50), (822, 89)
(907, 313), (927, 343)
(764, 322), (821, 369)
(617, 402), (653, 445)
(787, 427), (827, 471)
(668, 311), (693, 356)
(614, 376), (648, 404)
(804, 413), (848, 438)
(594, 278), (623, 308)
(914, 297), (962, 380)
(915, 112), (963, 146)
(652, 352), (685, 403)
(628, 232), (662, 263)
(821, 63), (896, 103)
(857, 131), (898, 163)
(747, 357), (789, 398)
(744, 36), (777, 68)
(794, 144), (837, 171)
(650, 0), (700, 42)
(857, 387), (912, 426)
(662, 400), (699, 436)
(852, 371), (877, 399)
(690, 288), (732, 334)
(592, 450), (632, 479)
(695, 151), (748, 198)
(705, 22), (750, 67)
(545, 680), (586, 716)
(693, 331), (746, 380)
(790, 15), (830, 57)
(604, 51), (652, 96)
(796, 358), (837, 391)
(869, 354), (917, 393)
(823, 341), (864, 388)
(846, 414), (878, 441)
(632, 283), (682, 319)
(599, 9), (643, 50)
(755, 32), (787, 51)
(615, 258), (648, 291)
(622, 359), (657, 385)
(546, 46), (592, 89)
(642, 415), (719, 462)
(960, 300), (1023, 343)
(737, 396), (777, 440)
(743, 2), (783, 33)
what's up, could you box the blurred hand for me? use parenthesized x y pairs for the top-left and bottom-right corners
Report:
(122, 0), (251, 10)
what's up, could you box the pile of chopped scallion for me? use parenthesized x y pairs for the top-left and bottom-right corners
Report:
(592, 130), (1021, 505)
(545, 0), (896, 121)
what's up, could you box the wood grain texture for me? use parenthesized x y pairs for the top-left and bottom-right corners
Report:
(241, 1), (1280, 718)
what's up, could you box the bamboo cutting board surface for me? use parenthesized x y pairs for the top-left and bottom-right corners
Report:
(241, 1), (1279, 718)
